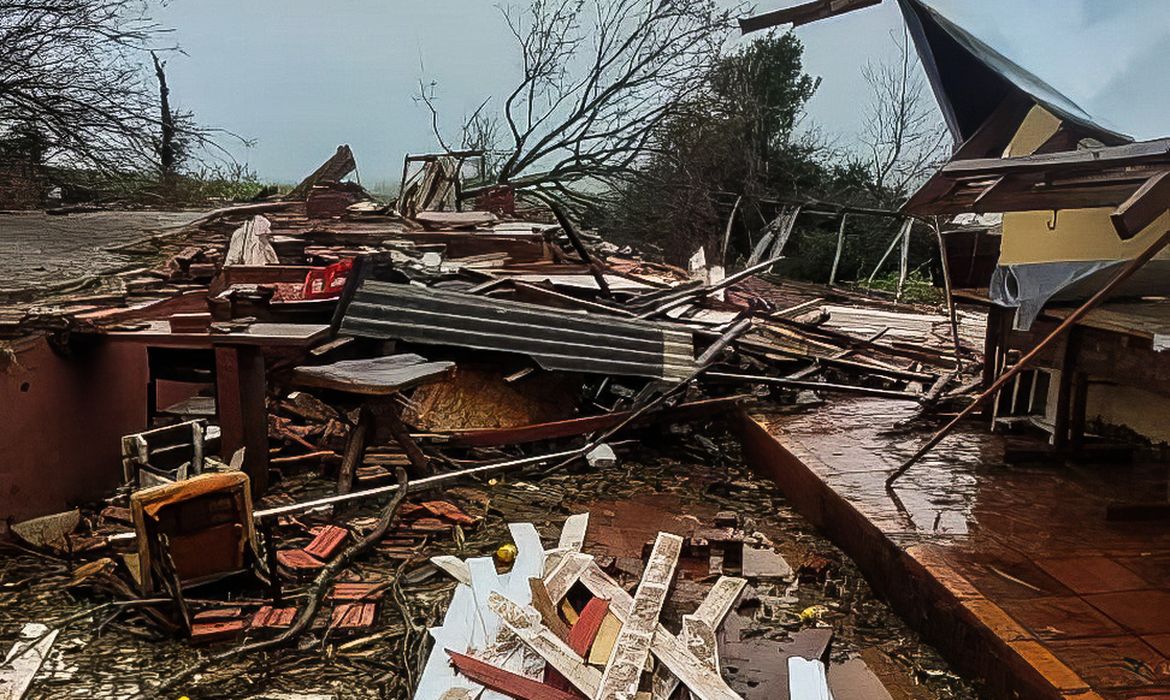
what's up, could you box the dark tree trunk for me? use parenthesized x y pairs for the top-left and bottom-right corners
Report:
(152, 51), (176, 198)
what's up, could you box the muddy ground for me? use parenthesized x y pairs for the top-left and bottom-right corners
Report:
(0, 422), (979, 699)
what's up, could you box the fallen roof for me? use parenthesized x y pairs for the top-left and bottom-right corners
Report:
(340, 279), (696, 381)
(895, 0), (1129, 146)
(739, 0), (1129, 147)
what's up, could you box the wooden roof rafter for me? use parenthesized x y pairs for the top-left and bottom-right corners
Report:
(905, 135), (1170, 238)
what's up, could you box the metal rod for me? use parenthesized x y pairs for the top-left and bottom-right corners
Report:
(635, 255), (784, 320)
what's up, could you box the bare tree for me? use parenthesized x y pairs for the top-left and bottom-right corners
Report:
(430, 0), (741, 211)
(0, 0), (241, 180)
(859, 28), (948, 201)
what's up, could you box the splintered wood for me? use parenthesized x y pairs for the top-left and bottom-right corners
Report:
(418, 514), (746, 700)
(595, 533), (682, 700)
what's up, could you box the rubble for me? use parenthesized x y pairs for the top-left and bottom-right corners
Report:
(0, 143), (989, 699)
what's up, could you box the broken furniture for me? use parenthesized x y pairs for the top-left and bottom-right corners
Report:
(418, 513), (748, 700)
(129, 472), (258, 595)
(104, 321), (332, 494)
(291, 353), (455, 492)
(121, 419), (213, 488)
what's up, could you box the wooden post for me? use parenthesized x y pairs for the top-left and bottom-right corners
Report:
(546, 199), (612, 299)
(337, 405), (371, 495)
(981, 306), (1003, 390)
(896, 218), (912, 301)
(1070, 371), (1089, 449)
(1052, 328), (1082, 449)
(932, 220), (963, 368)
(382, 405), (434, 478)
(828, 213), (848, 285)
(867, 220), (909, 287)
(260, 517), (282, 605)
(215, 345), (269, 495)
(720, 195), (743, 267)
(888, 227), (1170, 488)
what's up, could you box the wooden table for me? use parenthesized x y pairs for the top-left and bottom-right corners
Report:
(291, 354), (455, 493)
(103, 321), (332, 494)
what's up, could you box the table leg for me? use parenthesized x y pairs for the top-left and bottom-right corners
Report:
(337, 405), (372, 495)
(215, 345), (269, 495)
(384, 405), (433, 478)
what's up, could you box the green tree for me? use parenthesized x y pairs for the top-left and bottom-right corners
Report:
(602, 32), (824, 264)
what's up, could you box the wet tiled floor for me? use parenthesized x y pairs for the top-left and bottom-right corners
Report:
(755, 398), (1170, 698)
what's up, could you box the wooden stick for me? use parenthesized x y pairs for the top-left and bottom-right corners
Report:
(867, 220), (909, 287)
(634, 256), (784, 320)
(931, 219), (964, 369)
(896, 217), (912, 301)
(887, 227), (1170, 488)
(707, 372), (922, 400)
(720, 195), (743, 267)
(828, 213), (848, 285)
(546, 199), (613, 299)
(336, 406), (370, 495)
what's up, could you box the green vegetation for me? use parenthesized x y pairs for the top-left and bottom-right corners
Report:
(599, 31), (942, 287)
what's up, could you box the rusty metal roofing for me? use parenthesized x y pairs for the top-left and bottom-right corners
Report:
(340, 280), (695, 381)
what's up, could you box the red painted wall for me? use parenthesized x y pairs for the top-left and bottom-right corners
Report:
(1, 334), (148, 522)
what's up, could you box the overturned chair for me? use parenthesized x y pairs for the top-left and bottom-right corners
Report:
(129, 471), (259, 595)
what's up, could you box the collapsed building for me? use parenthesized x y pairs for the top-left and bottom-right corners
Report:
(0, 1), (1167, 698)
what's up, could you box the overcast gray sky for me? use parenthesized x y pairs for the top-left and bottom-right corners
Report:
(155, 0), (1170, 185)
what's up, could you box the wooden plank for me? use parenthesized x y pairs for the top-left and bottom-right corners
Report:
(706, 373), (922, 400)
(329, 602), (377, 631)
(487, 592), (603, 697)
(190, 619), (246, 644)
(558, 513), (589, 552)
(595, 532), (683, 700)
(445, 396), (743, 447)
(693, 577), (747, 627)
(0, 624), (58, 700)
(416, 585), (482, 700)
(943, 137), (1170, 178)
(277, 549), (325, 573)
(547, 597), (611, 692)
(529, 578), (572, 642)
(446, 650), (582, 700)
(467, 557), (506, 649)
(738, 0), (880, 33)
(1112, 170), (1170, 239)
(572, 557), (743, 700)
(650, 577), (746, 700)
(214, 345), (269, 494)
(567, 598), (610, 656)
(430, 555), (472, 586)
(330, 582), (385, 602)
(543, 551), (592, 601)
(292, 355), (455, 396)
(250, 606), (297, 630)
(587, 613), (622, 666)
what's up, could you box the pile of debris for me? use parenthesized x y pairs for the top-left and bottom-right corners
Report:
(0, 146), (986, 699)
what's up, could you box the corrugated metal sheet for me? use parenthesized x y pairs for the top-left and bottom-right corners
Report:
(340, 280), (694, 381)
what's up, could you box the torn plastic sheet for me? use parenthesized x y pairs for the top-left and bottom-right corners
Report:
(989, 260), (1121, 329)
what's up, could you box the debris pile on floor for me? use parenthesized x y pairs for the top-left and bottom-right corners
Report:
(0, 146), (988, 699)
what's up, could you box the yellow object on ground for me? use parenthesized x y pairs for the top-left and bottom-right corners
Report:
(496, 543), (518, 563)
